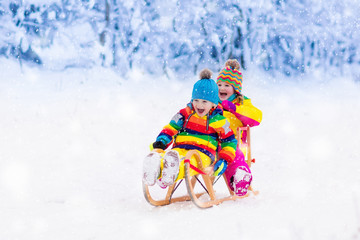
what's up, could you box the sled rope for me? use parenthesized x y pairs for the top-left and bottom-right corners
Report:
(213, 175), (222, 186)
(194, 175), (210, 195)
(184, 159), (210, 195)
(183, 159), (222, 187)
(184, 159), (206, 175)
(169, 179), (183, 202)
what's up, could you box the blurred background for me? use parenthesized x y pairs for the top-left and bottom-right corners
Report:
(1, 0), (359, 80)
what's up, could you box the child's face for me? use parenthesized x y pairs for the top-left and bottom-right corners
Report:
(217, 81), (235, 101)
(192, 99), (215, 117)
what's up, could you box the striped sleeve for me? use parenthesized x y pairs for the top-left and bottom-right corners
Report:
(156, 111), (184, 148)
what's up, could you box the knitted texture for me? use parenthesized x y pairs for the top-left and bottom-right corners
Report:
(217, 66), (243, 95)
(192, 78), (219, 104)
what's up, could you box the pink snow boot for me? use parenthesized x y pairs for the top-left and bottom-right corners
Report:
(224, 149), (252, 196)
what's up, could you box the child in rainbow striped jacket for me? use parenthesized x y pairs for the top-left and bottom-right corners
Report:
(143, 69), (238, 188)
(217, 59), (262, 196)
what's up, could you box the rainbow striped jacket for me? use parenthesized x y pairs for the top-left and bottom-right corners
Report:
(156, 103), (237, 164)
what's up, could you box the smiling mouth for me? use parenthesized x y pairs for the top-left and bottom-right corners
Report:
(220, 92), (227, 97)
(197, 109), (205, 114)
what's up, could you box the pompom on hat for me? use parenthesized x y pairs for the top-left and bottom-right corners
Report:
(192, 69), (219, 104)
(217, 59), (243, 95)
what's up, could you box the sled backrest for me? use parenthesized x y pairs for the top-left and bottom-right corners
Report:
(237, 126), (255, 167)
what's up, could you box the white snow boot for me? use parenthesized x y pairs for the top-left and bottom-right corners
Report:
(161, 150), (180, 186)
(142, 151), (161, 186)
(156, 178), (168, 189)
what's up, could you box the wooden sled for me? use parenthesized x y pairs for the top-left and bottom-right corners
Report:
(143, 126), (258, 209)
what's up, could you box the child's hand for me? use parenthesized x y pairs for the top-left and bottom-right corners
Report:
(213, 159), (228, 176)
(221, 100), (236, 112)
(152, 141), (166, 150)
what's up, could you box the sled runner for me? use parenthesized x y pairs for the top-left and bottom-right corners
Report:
(143, 126), (258, 209)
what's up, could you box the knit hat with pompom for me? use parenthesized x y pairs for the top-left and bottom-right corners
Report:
(192, 69), (219, 104)
(217, 59), (243, 95)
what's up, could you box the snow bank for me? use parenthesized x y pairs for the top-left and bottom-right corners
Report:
(1, 59), (360, 239)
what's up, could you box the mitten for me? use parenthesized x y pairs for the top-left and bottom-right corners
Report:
(213, 159), (228, 176)
(152, 141), (166, 150)
(221, 100), (236, 113)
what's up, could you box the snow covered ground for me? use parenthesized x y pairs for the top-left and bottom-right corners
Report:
(1, 59), (360, 240)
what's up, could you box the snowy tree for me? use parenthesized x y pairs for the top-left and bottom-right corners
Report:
(0, 0), (359, 78)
